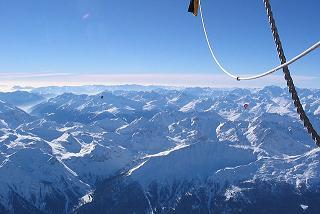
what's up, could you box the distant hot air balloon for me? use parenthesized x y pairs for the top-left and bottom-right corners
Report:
(101, 95), (104, 99)
(243, 103), (249, 110)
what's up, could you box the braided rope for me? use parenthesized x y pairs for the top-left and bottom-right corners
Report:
(198, 0), (320, 81)
(263, 0), (320, 146)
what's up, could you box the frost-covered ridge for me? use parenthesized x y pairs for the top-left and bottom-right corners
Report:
(0, 85), (319, 213)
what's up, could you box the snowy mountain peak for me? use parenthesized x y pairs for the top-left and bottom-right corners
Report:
(0, 85), (320, 213)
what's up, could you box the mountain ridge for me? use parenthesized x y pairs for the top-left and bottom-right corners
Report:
(0, 85), (319, 213)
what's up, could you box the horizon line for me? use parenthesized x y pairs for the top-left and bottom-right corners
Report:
(0, 73), (319, 91)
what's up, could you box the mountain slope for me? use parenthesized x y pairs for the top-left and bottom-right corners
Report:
(0, 85), (319, 213)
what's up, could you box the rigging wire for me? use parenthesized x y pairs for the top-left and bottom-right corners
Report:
(262, 0), (320, 146)
(199, 0), (320, 81)
(196, 0), (320, 146)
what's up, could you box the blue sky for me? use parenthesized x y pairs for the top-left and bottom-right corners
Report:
(0, 0), (319, 88)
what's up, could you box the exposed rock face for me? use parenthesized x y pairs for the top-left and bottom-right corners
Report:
(0, 85), (319, 213)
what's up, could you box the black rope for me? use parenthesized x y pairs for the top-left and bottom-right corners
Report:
(263, 0), (320, 147)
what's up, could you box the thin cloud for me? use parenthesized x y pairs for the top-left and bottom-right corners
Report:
(82, 13), (91, 20)
(0, 72), (72, 79)
(0, 73), (318, 89)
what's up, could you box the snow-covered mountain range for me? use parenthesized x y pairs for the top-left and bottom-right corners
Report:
(0, 85), (319, 214)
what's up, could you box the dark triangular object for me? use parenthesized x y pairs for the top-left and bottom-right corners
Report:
(188, 0), (199, 16)
(188, 0), (195, 13)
